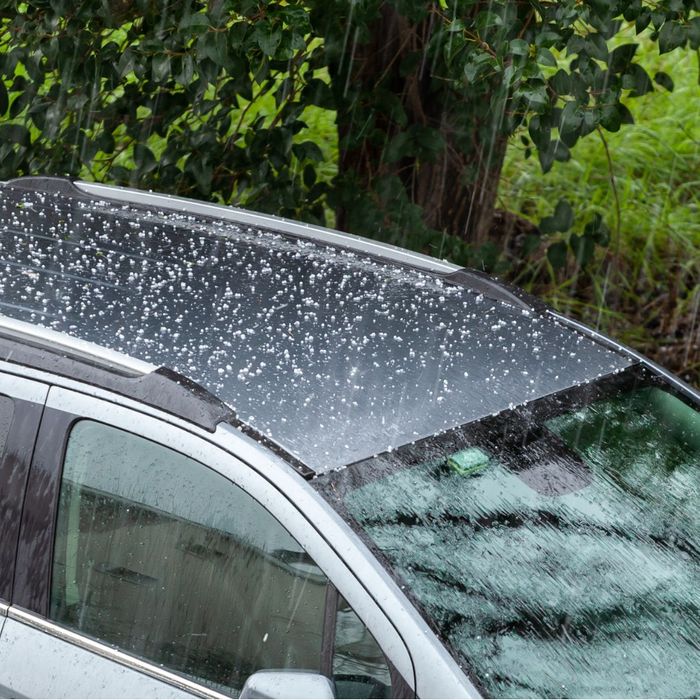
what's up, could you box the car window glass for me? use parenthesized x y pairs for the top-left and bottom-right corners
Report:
(315, 375), (700, 697)
(334, 594), (393, 699)
(51, 420), (329, 696)
(50, 420), (398, 697)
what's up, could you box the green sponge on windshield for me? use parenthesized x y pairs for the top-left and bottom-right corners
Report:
(447, 447), (490, 476)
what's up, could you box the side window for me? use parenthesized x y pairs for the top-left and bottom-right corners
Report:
(334, 594), (394, 699)
(50, 420), (396, 697)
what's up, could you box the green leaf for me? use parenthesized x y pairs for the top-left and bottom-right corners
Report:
(536, 29), (564, 48)
(623, 0), (643, 21)
(292, 141), (323, 162)
(108, 165), (131, 184)
(185, 155), (213, 195)
(303, 163), (317, 188)
(28, 101), (47, 130)
(581, 107), (600, 136)
(689, 17), (700, 50)
(0, 123), (30, 146)
(584, 33), (609, 61)
(519, 82), (548, 111)
(509, 39), (529, 56)
(536, 48), (557, 67)
(540, 198), (574, 234)
(178, 13), (210, 33)
(414, 126), (445, 157)
(547, 240), (568, 269)
(384, 131), (412, 163)
(176, 55), (194, 85)
(550, 69), (571, 95)
(151, 54), (171, 83)
(623, 63), (653, 97)
(117, 49), (136, 78)
(651, 11), (666, 31)
(559, 101), (584, 147)
(95, 131), (115, 155)
(568, 72), (590, 103)
(528, 114), (551, 151)
(199, 31), (229, 67)
(609, 43), (637, 72)
(538, 139), (555, 173)
(654, 71), (675, 91)
(463, 52), (496, 83)
(134, 144), (157, 172)
(584, 213), (610, 246)
(303, 78), (334, 109)
(522, 233), (541, 256)
(600, 102), (633, 132)
(658, 21), (688, 54)
(569, 233), (595, 266)
(618, 102), (634, 125)
(553, 139), (571, 163)
(635, 10), (652, 33)
(592, 17), (622, 41)
(9, 90), (32, 119)
(255, 25), (282, 57)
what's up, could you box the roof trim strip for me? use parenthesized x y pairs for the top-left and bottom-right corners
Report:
(0, 320), (316, 474)
(440, 269), (542, 311)
(71, 180), (460, 275)
(6, 178), (540, 312)
(0, 315), (154, 376)
(0, 333), (236, 433)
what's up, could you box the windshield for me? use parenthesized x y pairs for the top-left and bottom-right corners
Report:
(312, 366), (700, 697)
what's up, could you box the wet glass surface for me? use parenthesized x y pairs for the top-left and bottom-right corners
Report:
(51, 419), (399, 697)
(52, 420), (328, 695)
(314, 368), (700, 697)
(0, 185), (630, 470)
(334, 594), (392, 699)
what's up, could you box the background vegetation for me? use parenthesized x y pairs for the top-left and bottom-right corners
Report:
(500, 40), (700, 385)
(0, 0), (698, 384)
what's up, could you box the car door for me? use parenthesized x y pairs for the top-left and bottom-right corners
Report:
(2, 385), (414, 698)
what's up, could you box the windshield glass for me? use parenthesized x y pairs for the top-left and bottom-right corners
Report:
(312, 366), (700, 697)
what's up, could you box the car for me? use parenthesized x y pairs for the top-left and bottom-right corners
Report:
(0, 175), (698, 699)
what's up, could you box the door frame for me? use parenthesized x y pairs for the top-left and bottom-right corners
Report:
(0, 370), (48, 605)
(12, 384), (416, 695)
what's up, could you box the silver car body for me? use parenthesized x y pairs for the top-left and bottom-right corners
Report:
(0, 178), (697, 698)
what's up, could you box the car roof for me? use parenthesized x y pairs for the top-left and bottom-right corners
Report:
(0, 177), (632, 473)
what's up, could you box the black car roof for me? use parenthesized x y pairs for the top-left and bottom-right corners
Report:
(0, 178), (632, 472)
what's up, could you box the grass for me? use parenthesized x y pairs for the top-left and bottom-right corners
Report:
(498, 43), (700, 385)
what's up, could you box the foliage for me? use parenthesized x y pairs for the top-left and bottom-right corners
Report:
(0, 0), (332, 222)
(316, 0), (700, 252)
(500, 41), (700, 384)
(0, 0), (698, 255)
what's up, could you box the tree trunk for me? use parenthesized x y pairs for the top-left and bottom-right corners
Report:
(318, 2), (509, 246)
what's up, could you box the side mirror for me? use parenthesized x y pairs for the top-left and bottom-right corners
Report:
(239, 670), (336, 699)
